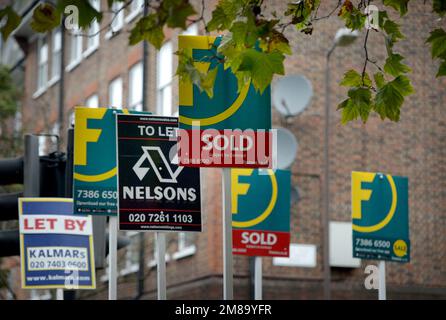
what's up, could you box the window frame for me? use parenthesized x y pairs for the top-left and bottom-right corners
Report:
(128, 62), (143, 111)
(108, 77), (123, 109)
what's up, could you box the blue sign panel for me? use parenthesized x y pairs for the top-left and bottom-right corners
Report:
(19, 198), (96, 289)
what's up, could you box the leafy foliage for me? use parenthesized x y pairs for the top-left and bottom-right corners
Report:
(130, 0), (196, 49)
(0, 65), (19, 121)
(0, 0), (443, 124)
(0, 6), (21, 40)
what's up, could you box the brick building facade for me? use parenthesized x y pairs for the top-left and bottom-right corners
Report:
(0, 0), (445, 300)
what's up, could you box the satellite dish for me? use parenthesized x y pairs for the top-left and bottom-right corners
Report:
(276, 127), (298, 170)
(273, 75), (313, 117)
(290, 185), (300, 206)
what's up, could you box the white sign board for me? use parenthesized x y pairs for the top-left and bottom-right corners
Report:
(273, 244), (317, 268)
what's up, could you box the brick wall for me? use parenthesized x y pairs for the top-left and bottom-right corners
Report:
(3, 0), (445, 300)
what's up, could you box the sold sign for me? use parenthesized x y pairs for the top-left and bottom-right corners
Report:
(231, 169), (291, 257)
(177, 35), (274, 168)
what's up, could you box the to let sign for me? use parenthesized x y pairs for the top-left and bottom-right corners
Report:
(19, 198), (96, 289)
(352, 171), (410, 263)
(116, 114), (202, 232)
(231, 169), (291, 257)
(177, 35), (275, 168)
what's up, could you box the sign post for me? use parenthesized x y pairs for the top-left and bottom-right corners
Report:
(378, 261), (386, 300)
(254, 256), (262, 300)
(108, 216), (118, 300)
(351, 171), (410, 300)
(116, 114), (201, 300)
(178, 35), (275, 300)
(222, 168), (233, 300)
(156, 232), (167, 300)
(231, 169), (291, 300)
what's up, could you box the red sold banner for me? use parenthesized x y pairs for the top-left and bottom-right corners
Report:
(178, 129), (275, 168)
(232, 229), (290, 257)
(231, 169), (291, 257)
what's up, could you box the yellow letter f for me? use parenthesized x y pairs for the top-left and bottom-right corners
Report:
(352, 172), (375, 219)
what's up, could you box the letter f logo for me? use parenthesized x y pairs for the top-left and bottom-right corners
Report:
(352, 172), (375, 219)
(231, 169), (254, 214)
(74, 108), (107, 166)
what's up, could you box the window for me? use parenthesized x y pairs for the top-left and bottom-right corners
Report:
(128, 62), (143, 111)
(126, 0), (143, 23)
(50, 29), (61, 83)
(120, 232), (140, 276)
(36, 37), (48, 93)
(106, 1), (124, 38)
(108, 77), (123, 109)
(173, 233), (196, 260)
(84, 0), (100, 57)
(86, 94), (99, 108)
(157, 41), (172, 116)
(67, 27), (82, 71)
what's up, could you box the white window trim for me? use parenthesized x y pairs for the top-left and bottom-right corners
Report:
(34, 37), (48, 98)
(120, 231), (140, 276)
(65, 56), (82, 72)
(128, 62), (143, 111)
(125, 0), (143, 23)
(105, 2), (124, 39)
(108, 77), (123, 109)
(32, 86), (47, 99)
(148, 253), (171, 268)
(48, 76), (59, 88)
(172, 245), (196, 260)
(49, 29), (61, 85)
(83, 0), (100, 58)
(156, 41), (173, 116)
(83, 42), (99, 59)
(66, 28), (83, 72)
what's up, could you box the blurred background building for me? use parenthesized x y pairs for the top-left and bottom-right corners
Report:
(0, 0), (445, 300)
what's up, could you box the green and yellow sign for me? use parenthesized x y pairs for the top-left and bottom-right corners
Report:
(352, 171), (410, 263)
(177, 35), (273, 168)
(73, 107), (149, 215)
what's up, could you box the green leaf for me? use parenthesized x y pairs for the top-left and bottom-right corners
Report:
(383, 0), (409, 16)
(436, 60), (446, 77)
(57, 0), (102, 29)
(374, 75), (413, 121)
(338, 87), (373, 124)
(382, 18), (405, 42)
(129, 15), (164, 49)
(30, 3), (61, 33)
(426, 28), (446, 59)
(0, 6), (21, 40)
(338, 1), (366, 30)
(340, 70), (372, 87)
(201, 67), (219, 98)
(391, 75), (414, 96)
(238, 49), (285, 93)
(374, 72), (385, 89)
(433, 0), (446, 17)
(162, 0), (197, 29)
(384, 53), (412, 77)
(207, 0), (243, 31)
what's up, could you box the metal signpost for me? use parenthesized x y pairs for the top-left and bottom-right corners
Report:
(116, 114), (201, 300)
(351, 171), (410, 300)
(73, 107), (150, 300)
(231, 169), (291, 299)
(178, 35), (274, 300)
(18, 198), (95, 290)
